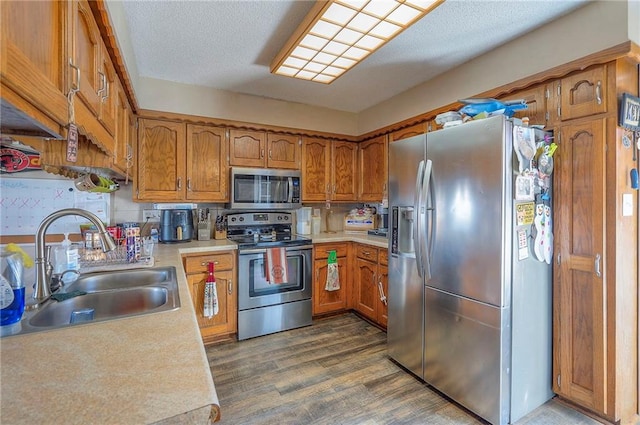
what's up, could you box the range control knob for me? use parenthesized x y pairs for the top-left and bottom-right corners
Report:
(277, 215), (282, 221)
(239, 217), (244, 222)
(230, 217), (237, 222)
(283, 215), (289, 221)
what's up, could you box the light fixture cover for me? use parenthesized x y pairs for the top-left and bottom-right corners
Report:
(271, 0), (444, 84)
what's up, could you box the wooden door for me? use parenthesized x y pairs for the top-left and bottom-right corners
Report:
(355, 257), (377, 321)
(113, 81), (130, 175)
(332, 141), (358, 202)
(0, 0), (68, 128)
(358, 135), (388, 202)
(313, 257), (348, 315)
(229, 129), (266, 167)
(97, 38), (117, 136)
(390, 122), (427, 141)
(301, 137), (331, 202)
(267, 133), (300, 169)
(560, 66), (607, 121)
(377, 264), (388, 328)
(501, 84), (548, 128)
(188, 269), (236, 341)
(186, 124), (228, 202)
(553, 119), (606, 414)
(72, 0), (102, 116)
(137, 119), (186, 201)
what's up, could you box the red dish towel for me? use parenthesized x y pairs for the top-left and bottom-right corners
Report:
(265, 247), (288, 284)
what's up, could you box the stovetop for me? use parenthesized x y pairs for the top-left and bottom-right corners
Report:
(228, 233), (312, 249)
(226, 211), (311, 249)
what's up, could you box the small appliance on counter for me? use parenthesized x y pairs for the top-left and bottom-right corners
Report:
(296, 207), (312, 235)
(368, 202), (389, 237)
(159, 209), (194, 243)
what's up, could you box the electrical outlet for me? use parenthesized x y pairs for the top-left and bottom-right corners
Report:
(143, 209), (161, 222)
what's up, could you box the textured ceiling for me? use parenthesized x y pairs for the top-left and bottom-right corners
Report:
(119, 0), (589, 113)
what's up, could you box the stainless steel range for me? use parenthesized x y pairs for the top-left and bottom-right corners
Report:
(227, 212), (312, 340)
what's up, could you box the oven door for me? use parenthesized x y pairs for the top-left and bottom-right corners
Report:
(238, 245), (312, 310)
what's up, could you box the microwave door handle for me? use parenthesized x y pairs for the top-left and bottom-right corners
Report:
(414, 160), (426, 278)
(288, 177), (293, 203)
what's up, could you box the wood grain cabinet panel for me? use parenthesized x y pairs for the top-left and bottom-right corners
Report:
(97, 38), (117, 137)
(186, 124), (228, 201)
(229, 129), (266, 167)
(358, 135), (388, 202)
(500, 84), (549, 128)
(0, 0), (68, 132)
(267, 133), (300, 169)
(313, 243), (349, 315)
(355, 256), (377, 321)
(390, 122), (427, 141)
(113, 81), (134, 178)
(72, 0), (102, 117)
(560, 66), (607, 121)
(331, 141), (358, 201)
(301, 137), (331, 202)
(183, 252), (237, 344)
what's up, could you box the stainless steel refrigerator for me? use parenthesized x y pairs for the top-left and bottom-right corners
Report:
(387, 115), (553, 425)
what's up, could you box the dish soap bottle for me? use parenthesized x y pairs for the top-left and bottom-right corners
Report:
(1, 250), (25, 326)
(53, 233), (80, 283)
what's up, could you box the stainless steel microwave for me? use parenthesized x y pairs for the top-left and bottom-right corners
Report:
(229, 167), (301, 210)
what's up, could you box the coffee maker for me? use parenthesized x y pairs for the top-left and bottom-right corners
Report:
(159, 209), (194, 243)
(376, 203), (389, 231)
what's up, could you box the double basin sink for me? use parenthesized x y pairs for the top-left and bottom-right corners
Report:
(3, 267), (180, 337)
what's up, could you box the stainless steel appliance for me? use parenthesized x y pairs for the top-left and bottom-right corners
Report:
(229, 167), (301, 210)
(159, 209), (194, 243)
(387, 115), (553, 425)
(227, 212), (312, 340)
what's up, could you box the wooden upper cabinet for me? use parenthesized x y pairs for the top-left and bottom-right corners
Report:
(553, 118), (606, 414)
(500, 84), (549, 128)
(560, 66), (607, 121)
(390, 122), (427, 141)
(332, 141), (358, 202)
(113, 81), (133, 176)
(137, 119), (186, 201)
(186, 124), (228, 201)
(229, 129), (266, 167)
(301, 137), (331, 202)
(0, 0), (68, 131)
(358, 135), (388, 202)
(97, 38), (117, 136)
(267, 133), (300, 169)
(72, 0), (102, 116)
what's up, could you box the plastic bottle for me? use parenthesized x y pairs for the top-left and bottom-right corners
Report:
(53, 233), (80, 283)
(1, 251), (25, 326)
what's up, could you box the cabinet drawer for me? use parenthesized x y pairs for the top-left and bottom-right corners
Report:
(183, 252), (235, 273)
(378, 249), (388, 266)
(314, 243), (348, 260)
(356, 244), (378, 261)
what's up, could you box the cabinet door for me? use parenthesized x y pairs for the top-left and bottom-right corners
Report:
(186, 124), (228, 202)
(313, 257), (348, 315)
(377, 264), (388, 328)
(301, 137), (331, 202)
(229, 129), (266, 167)
(355, 257), (377, 321)
(72, 0), (102, 116)
(137, 119), (186, 201)
(501, 84), (548, 128)
(97, 38), (117, 136)
(267, 133), (300, 169)
(390, 122), (427, 141)
(560, 66), (607, 121)
(188, 269), (236, 342)
(553, 119), (606, 413)
(1, 0), (68, 128)
(113, 81), (132, 176)
(358, 135), (388, 202)
(332, 141), (358, 201)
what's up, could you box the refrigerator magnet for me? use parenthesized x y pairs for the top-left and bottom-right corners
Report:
(515, 174), (535, 201)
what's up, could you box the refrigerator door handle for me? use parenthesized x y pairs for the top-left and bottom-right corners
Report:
(423, 159), (433, 279)
(414, 160), (426, 278)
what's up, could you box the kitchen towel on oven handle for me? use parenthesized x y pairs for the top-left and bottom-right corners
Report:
(265, 247), (288, 284)
(204, 261), (219, 318)
(325, 250), (340, 291)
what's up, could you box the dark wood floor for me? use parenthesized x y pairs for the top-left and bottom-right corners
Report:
(206, 313), (602, 425)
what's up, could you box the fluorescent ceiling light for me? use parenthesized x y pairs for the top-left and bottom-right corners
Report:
(271, 0), (444, 84)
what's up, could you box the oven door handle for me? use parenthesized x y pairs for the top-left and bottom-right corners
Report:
(239, 245), (314, 255)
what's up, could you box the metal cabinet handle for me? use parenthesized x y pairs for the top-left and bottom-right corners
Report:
(261, 149), (265, 158)
(102, 80), (109, 102)
(377, 280), (387, 306)
(326, 183), (330, 194)
(362, 251), (371, 256)
(228, 279), (233, 295)
(97, 71), (106, 97)
(200, 261), (219, 266)
(269, 149), (272, 158)
(595, 253), (601, 277)
(595, 81), (602, 105)
(177, 177), (182, 190)
(332, 184), (336, 194)
(187, 178), (192, 191)
(69, 59), (81, 93)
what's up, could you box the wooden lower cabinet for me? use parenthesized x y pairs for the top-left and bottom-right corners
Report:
(353, 243), (388, 327)
(312, 243), (349, 315)
(183, 251), (237, 344)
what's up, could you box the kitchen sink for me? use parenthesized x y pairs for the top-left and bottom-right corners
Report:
(1, 267), (180, 337)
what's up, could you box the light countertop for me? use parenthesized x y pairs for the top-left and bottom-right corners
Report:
(0, 234), (386, 424)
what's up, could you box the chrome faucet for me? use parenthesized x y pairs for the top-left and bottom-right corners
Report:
(30, 208), (117, 306)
